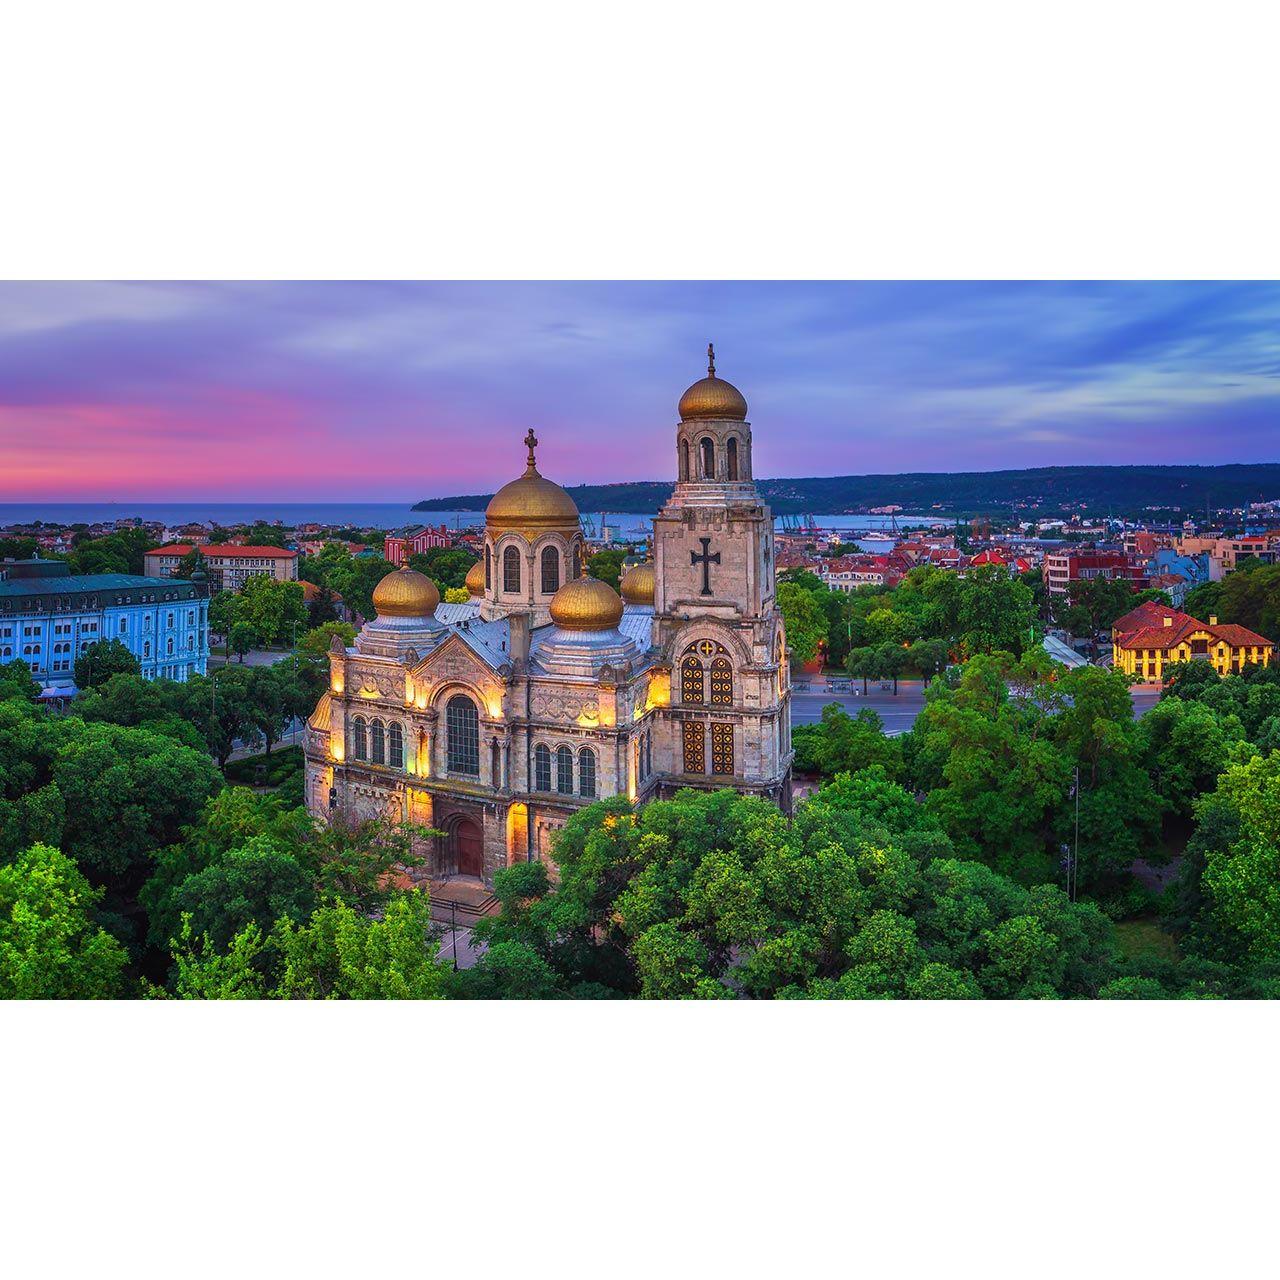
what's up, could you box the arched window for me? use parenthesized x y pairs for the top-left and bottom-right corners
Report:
(541, 545), (560, 594)
(484, 545), (492, 589)
(491, 739), (501, 787)
(446, 695), (480, 775)
(700, 436), (715, 479)
(534, 743), (552, 792)
(352, 715), (368, 760)
(680, 437), (691, 481)
(579, 747), (597, 798)
(503, 545), (521, 593)
(726, 436), (739, 481)
(370, 718), (385, 765)
(710, 655), (733, 706)
(681, 653), (705, 704)
(388, 722), (403, 768)
(572, 542), (581, 580)
(556, 745), (574, 794)
(711, 722), (734, 776)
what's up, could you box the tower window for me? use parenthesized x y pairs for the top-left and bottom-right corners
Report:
(680, 437), (691, 482)
(572, 543), (581, 580)
(503, 546), (521, 594)
(541, 545), (560, 595)
(556, 744), (574, 794)
(370, 719), (385, 765)
(710, 655), (733, 705)
(726, 436), (739, 481)
(700, 436), (715, 479)
(680, 653), (705, 704)
(485, 545), (492, 589)
(352, 716), (368, 761)
(446, 695), (480, 776)
(388, 721), (404, 769)
(534, 743), (552, 792)
(711, 722), (734, 776)
(682, 721), (705, 773)
(578, 747), (597, 798)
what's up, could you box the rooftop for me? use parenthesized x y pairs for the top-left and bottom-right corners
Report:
(150, 543), (297, 559)
(0, 572), (199, 600)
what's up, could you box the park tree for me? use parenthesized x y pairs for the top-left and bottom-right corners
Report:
(791, 705), (904, 781)
(586, 549), (629, 591)
(777, 580), (828, 665)
(328, 555), (396, 621)
(0, 659), (38, 703)
(228, 620), (258, 662)
(0, 843), (130, 998)
(236, 575), (307, 648)
(300, 622), (356, 656)
(74, 638), (140, 689)
(407, 547), (479, 590)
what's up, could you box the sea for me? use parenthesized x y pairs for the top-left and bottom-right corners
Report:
(0, 502), (950, 544)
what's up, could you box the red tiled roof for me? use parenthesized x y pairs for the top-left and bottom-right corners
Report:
(150, 543), (297, 558)
(1112, 600), (1185, 636)
(1117, 616), (1273, 651)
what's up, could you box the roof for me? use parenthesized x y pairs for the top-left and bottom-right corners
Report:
(1112, 600), (1185, 635)
(149, 544), (297, 559)
(1117, 616), (1273, 651)
(308, 691), (332, 731)
(0, 572), (197, 599)
(1042, 633), (1090, 668)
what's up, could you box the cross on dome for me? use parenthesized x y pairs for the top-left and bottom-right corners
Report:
(524, 428), (539, 469)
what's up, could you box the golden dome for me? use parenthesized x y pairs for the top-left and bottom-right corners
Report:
(620, 562), (655, 605)
(678, 343), (747, 421)
(372, 566), (439, 618)
(486, 429), (580, 532)
(465, 559), (485, 597)
(549, 575), (624, 631)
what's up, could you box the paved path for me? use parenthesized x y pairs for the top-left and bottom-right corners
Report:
(791, 677), (1162, 736)
(208, 648), (293, 669)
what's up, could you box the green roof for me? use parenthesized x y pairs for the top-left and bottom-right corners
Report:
(0, 573), (197, 600)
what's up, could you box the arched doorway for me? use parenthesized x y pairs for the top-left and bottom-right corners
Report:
(452, 815), (484, 879)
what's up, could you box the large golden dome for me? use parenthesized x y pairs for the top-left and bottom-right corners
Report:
(464, 559), (485, 597)
(678, 343), (747, 421)
(549, 575), (624, 631)
(372, 566), (440, 618)
(486, 429), (580, 532)
(620, 562), (655, 606)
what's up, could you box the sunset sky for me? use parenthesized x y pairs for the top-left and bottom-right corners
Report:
(2, 281), (1278, 502)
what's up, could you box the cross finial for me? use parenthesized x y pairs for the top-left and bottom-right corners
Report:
(707, 342), (716, 377)
(524, 428), (539, 468)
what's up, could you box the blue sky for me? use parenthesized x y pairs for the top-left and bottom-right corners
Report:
(1, 281), (1277, 500)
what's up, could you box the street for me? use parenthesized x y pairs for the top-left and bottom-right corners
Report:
(790, 677), (1162, 735)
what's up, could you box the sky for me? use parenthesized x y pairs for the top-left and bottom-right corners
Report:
(1, 281), (1278, 502)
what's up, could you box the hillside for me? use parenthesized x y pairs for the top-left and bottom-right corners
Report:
(414, 463), (1280, 518)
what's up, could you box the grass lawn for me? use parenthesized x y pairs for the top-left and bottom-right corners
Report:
(1113, 918), (1179, 964)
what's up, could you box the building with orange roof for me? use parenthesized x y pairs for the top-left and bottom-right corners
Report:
(1112, 606), (1273, 682)
(144, 544), (298, 593)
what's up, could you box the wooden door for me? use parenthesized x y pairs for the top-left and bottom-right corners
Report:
(455, 817), (484, 879)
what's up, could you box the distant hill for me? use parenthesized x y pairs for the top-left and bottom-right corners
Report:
(414, 463), (1280, 518)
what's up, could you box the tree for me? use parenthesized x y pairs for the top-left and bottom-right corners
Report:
(1138, 696), (1246, 822)
(406, 547), (479, 590)
(777, 581), (828, 666)
(300, 622), (356, 656)
(329, 555), (396, 621)
(236, 575), (306, 648)
(587, 549), (629, 591)
(74, 638), (141, 689)
(228, 620), (258, 662)
(0, 843), (129, 998)
(443, 586), (470, 604)
(0, 659), (38, 703)
(207, 590), (238, 640)
(74, 673), (207, 753)
(791, 705), (904, 781)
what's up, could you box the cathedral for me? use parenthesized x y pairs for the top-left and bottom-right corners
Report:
(303, 351), (794, 887)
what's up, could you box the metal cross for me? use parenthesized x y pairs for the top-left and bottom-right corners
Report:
(691, 536), (720, 596)
(524, 428), (538, 466)
(707, 342), (716, 377)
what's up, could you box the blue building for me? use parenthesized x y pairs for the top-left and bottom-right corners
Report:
(0, 559), (209, 691)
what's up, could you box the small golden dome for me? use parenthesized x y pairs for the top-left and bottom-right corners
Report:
(549, 575), (624, 631)
(465, 559), (485, 597)
(372, 566), (439, 618)
(678, 343), (747, 421)
(486, 429), (580, 532)
(620, 563), (655, 605)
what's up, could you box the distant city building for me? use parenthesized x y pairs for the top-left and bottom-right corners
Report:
(1043, 551), (1147, 595)
(145, 544), (298, 592)
(1111, 600), (1272, 683)
(1175, 535), (1273, 581)
(0, 559), (209, 690)
(384, 524), (454, 566)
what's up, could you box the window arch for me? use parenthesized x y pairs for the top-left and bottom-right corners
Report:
(556, 745), (574, 794)
(503, 545), (521, 593)
(388, 721), (404, 768)
(579, 747), (597, 798)
(710, 655), (733, 706)
(572, 542), (581, 580)
(446, 695), (480, 775)
(726, 436), (739, 481)
(534, 743), (552, 792)
(484, 545), (492, 589)
(680, 653), (705, 704)
(541, 545), (561, 595)
(352, 715), (368, 760)
(491, 739), (501, 786)
(700, 436), (715, 479)
(680, 437), (691, 481)
(370, 718), (385, 765)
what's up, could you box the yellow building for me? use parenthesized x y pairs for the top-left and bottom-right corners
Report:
(1111, 601), (1273, 683)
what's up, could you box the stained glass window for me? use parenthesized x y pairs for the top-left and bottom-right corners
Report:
(503, 546), (521, 593)
(711, 722), (734, 775)
(541, 545), (560, 594)
(556, 745), (574, 794)
(352, 716), (367, 760)
(388, 722), (403, 768)
(446, 695), (480, 776)
(534, 743), (552, 792)
(579, 748), (597, 798)
(681, 654), (704, 704)
(682, 720), (705, 773)
(370, 719), (385, 765)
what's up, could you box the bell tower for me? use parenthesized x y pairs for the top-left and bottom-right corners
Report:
(649, 346), (791, 811)
(652, 345), (775, 619)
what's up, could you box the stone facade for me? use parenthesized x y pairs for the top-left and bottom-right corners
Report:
(305, 359), (793, 887)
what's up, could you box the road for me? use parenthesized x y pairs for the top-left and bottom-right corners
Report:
(790, 677), (1162, 735)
